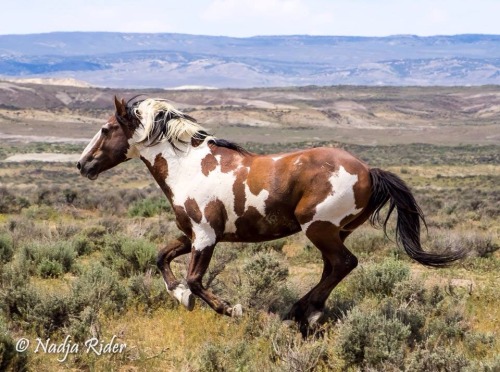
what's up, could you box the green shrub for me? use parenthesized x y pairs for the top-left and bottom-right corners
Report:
(37, 258), (64, 278)
(128, 270), (172, 312)
(406, 346), (469, 372)
(67, 306), (101, 343)
(30, 294), (72, 337)
(425, 305), (469, 345)
(427, 230), (498, 258)
(70, 262), (128, 316)
(244, 239), (287, 256)
(269, 323), (328, 372)
(21, 241), (76, 275)
(72, 225), (108, 255)
(128, 197), (170, 217)
(0, 262), (72, 337)
(102, 236), (157, 277)
(204, 248), (238, 288)
(346, 229), (390, 257)
(8, 216), (51, 245)
(379, 297), (426, 345)
(197, 340), (256, 372)
(0, 234), (14, 264)
(0, 187), (29, 213)
(241, 251), (290, 311)
(465, 354), (500, 372)
(21, 205), (58, 220)
(464, 332), (495, 359)
(0, 315), (28, 371)
(337, 308), (411, 369)
(2, 261), (128, 340)
(351, 258), (410, 298)
(0, 263), (38, 323)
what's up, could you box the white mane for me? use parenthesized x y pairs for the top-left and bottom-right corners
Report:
(131, 98), (209, 148)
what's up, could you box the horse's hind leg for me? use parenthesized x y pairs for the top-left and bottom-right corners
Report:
(186, 244), (242, 317)
(157, 235), (195, 310)
(286, 221), (358, 329)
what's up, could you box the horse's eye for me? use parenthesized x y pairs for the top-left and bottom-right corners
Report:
(101, 127), (110, 136)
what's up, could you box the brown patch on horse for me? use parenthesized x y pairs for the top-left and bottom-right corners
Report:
(234, 206), (264, 239)
(232, 166), (248, 216)
(173, 205), (193, 236)
(204, 199), (228, 237)
(294, 172), (332, 225)
(153, 153), (169, 180)
(185, 198), (203, 224)
(201, 153), (218, 176)
(246, 157), (274, 195)
(210, 146), (242, 173)
(141, 154), (172, 203)
(141, 154), (173, 200)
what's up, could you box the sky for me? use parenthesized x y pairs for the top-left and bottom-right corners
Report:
(1, 0), (499, 37)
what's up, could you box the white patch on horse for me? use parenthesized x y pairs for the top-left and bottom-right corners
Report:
(302, 166), (362, 231)
(140, 141), (256, 248)
(191, 220), (217, 251)
(79, 130), (101, 160)
(271, 155), (283, 162)
(165, 283), (194, 310)
(243, 175), (269, 216)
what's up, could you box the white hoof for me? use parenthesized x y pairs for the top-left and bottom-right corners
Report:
(282, 320), (295, 327)
(181, 289), (195, 311)
(230, 304), (243, 317)
(167, 283), (195, 310)
(307, 311), (323, 327)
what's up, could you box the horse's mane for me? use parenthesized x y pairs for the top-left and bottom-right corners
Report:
(128, 98), (249, 154)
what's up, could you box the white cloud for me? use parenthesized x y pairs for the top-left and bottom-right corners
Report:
(202, 0), (305, 20)
(0, 0), (499, 36)
(200, 0), (334, 36)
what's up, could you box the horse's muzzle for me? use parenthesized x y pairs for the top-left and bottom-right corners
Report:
(77, 160), (99, 180)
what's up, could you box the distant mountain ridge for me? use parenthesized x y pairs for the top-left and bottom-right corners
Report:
(0, 32), (499, 88)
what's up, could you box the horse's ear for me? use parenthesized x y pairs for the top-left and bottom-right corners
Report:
(114, 96), (128, 118)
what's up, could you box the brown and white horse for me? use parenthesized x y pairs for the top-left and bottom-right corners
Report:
(77, 97), (464, 328)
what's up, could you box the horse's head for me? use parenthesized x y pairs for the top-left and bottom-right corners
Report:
(77, 97), (139, 180)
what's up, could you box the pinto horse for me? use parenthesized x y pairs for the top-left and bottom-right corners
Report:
(77, 97), (463, 328)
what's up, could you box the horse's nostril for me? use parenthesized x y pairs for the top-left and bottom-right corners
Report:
(76, 162), (82, 170)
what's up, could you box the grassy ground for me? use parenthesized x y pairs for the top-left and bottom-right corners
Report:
(0, 141), (498, 371)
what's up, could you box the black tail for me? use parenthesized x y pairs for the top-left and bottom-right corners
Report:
(368, 168), (466, 267)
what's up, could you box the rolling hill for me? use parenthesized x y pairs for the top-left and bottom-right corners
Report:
(0, 33), (499, 88)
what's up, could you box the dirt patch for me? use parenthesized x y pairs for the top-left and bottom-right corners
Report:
(4, 153), (81, 162)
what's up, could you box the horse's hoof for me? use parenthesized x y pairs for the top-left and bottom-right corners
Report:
(307, 311), (323, 327)
(181, 289), (195, 311)
(230, 304), (243, 317)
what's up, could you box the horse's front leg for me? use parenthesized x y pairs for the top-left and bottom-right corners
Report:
(186, 243), (243, 317)
(157, 235), (195, 310)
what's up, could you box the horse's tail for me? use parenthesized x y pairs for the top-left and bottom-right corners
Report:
(368, 168), (465, 267)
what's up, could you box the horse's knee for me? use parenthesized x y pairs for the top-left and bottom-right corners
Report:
(186, 276), (202, 294)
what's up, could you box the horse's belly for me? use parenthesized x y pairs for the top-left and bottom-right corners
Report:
(223, 209), (301, 242)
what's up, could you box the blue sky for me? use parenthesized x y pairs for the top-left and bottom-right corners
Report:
(2, 0), (499, 37)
